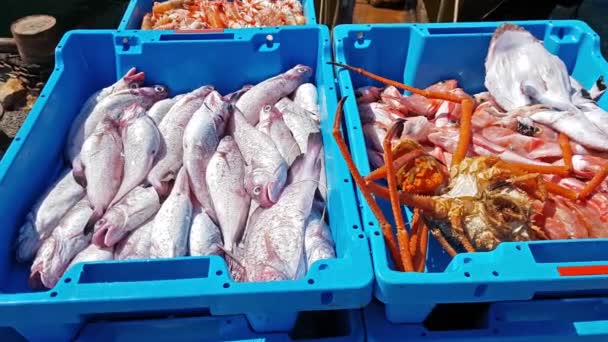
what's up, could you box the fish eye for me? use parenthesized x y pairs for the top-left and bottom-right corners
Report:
(154, 85), (165, 93)
(253, 186), (261, 195)
(264, 105), (272, 112)
(129, 83), (139, 89)
(297, 67), (308, 73)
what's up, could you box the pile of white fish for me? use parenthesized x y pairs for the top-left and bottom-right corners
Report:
(16, 65), (335, 289)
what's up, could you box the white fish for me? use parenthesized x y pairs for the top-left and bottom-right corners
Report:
(66, 85), (167, 166)
(76, 118), (124, 226)
(206, 136), (250, 252)
(65, 68), (145, 164)
(93, 186), (161, 248)
(275, 97), (320, 153)
(304, 209), (336, 270)
(147, 95), (183, 126)
(111, 104), (161, 205)
(189, 207), (223, 256)
(292, 83), (319, 121)
(236, 65), (312, 125)
(228, 105), (288, 208)
(183, 91), (231, 218)
(149, 167), (193, 258)
(114, 218), (155, 260)
(67, 243), (114, 270)
(29, 199), (94, 289)
(16, 169), (85, 262)
(257, 105), (301, 166)
(530, 109), (608, 151)
(237, 133), (322, 282)
(148, 85), (214, 196)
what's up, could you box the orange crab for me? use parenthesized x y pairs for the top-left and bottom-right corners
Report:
(329, 62), (608, 273)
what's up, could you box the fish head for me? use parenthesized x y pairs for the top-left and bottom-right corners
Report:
(285, 64), (313, 84)
(204, 91), (232, 134)
(28, 237), (63, 289)
(99, 67), (145, 98)
(245, 163), (288, 208)
(133, 85), (170, 107)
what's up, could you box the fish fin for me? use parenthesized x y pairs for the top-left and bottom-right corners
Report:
(72, 157), (87, 188)
(84, 209), (103, 235)
(590, 75), (607, 102)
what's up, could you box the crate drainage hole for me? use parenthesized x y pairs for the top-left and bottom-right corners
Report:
(319, 264), (328, 271)
(308, 279), (315, 284)
(492, 271), (499, 277)
(464, 272), (471, 277)
(352, 224), (358, 229)
(368, 221), (374, 226)
(64, 277), (71, 283)
(216, 270), (223, 276)
(358, 234), (364, 239)
(223, 283), (230, 288)
(343, 178), (349, 183)
(515, 245), (522, 251)
(50, 291), (58, 297)
(374, 231), (380, 236)
(463, 257), (472, 264)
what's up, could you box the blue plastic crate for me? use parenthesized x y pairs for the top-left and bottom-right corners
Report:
(75, 309), (364, 341)
(0, 26), (372, 341)
(365, 298), (608, 342)
(333, 20), (608, 324)
(118, 0), (317, 30)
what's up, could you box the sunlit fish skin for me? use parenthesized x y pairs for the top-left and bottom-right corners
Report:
(485, 23), (575, 112)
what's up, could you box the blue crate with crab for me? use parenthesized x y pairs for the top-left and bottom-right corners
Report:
(332, 20), (608, 324)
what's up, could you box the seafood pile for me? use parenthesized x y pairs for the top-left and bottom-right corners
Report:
(141, 0), (306, 30)
(332, 23), (608, 272)
(16, 65), (334, 289)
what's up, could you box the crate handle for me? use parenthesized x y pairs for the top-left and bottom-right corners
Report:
(159, 30), (234, 41)
(173, 29), (225, 34)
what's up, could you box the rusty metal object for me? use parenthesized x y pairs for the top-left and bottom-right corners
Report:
(10, 15), (59, 65)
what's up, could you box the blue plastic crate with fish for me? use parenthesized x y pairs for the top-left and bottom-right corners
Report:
(118, 0), (316, 30)
(333, 20), (608, 324)
(365, 298), (608, 342)
(0, 25), (373, 341)
(75, 309), (364, 341)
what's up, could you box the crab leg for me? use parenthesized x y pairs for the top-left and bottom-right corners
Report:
(409, 208), (422, 257)
(448, 213), (476, 253)
(366, 149), (425, 182)
(332, 97), (404, 271)
(416, 220), (429, 272)
(328, 61), (475, 167)
(559, 133), (574, 173)
(579, 165), (608, 199)
(431, 228), (457, 257)
(383, 121), (415, 272)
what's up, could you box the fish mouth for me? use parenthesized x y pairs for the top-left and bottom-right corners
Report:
(124, 68), (145, 83)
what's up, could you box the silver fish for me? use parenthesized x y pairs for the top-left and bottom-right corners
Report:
(304, 209), (335, 270)
(67, 243), (114, 270)
(257, 105), (301, 166)
(93, 186), (161, 248)
(236, 65), (312, 125)
(148, 85), (214, 196)
(228, 105), (288, 208)
(16, 169), (85, 262)
(183, 91), (231, 218)
(206, 136), (250, 251)
(275, 97), (320, 153)
(147, 95), (183, 126)
(76, 118), (124, 225)
(238, 133), (322, 282)
(485, 23), (575, 112)
(66, 85), (167, 166)
(111, 104), (161, 205)
(292, 83), (320, 120)
(65, 68), (145, 164)
(114, 218), (154, 260)
(29, 199), (94, 289)
(189, 207), (223, 256)
(149, 167), (193, 258)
